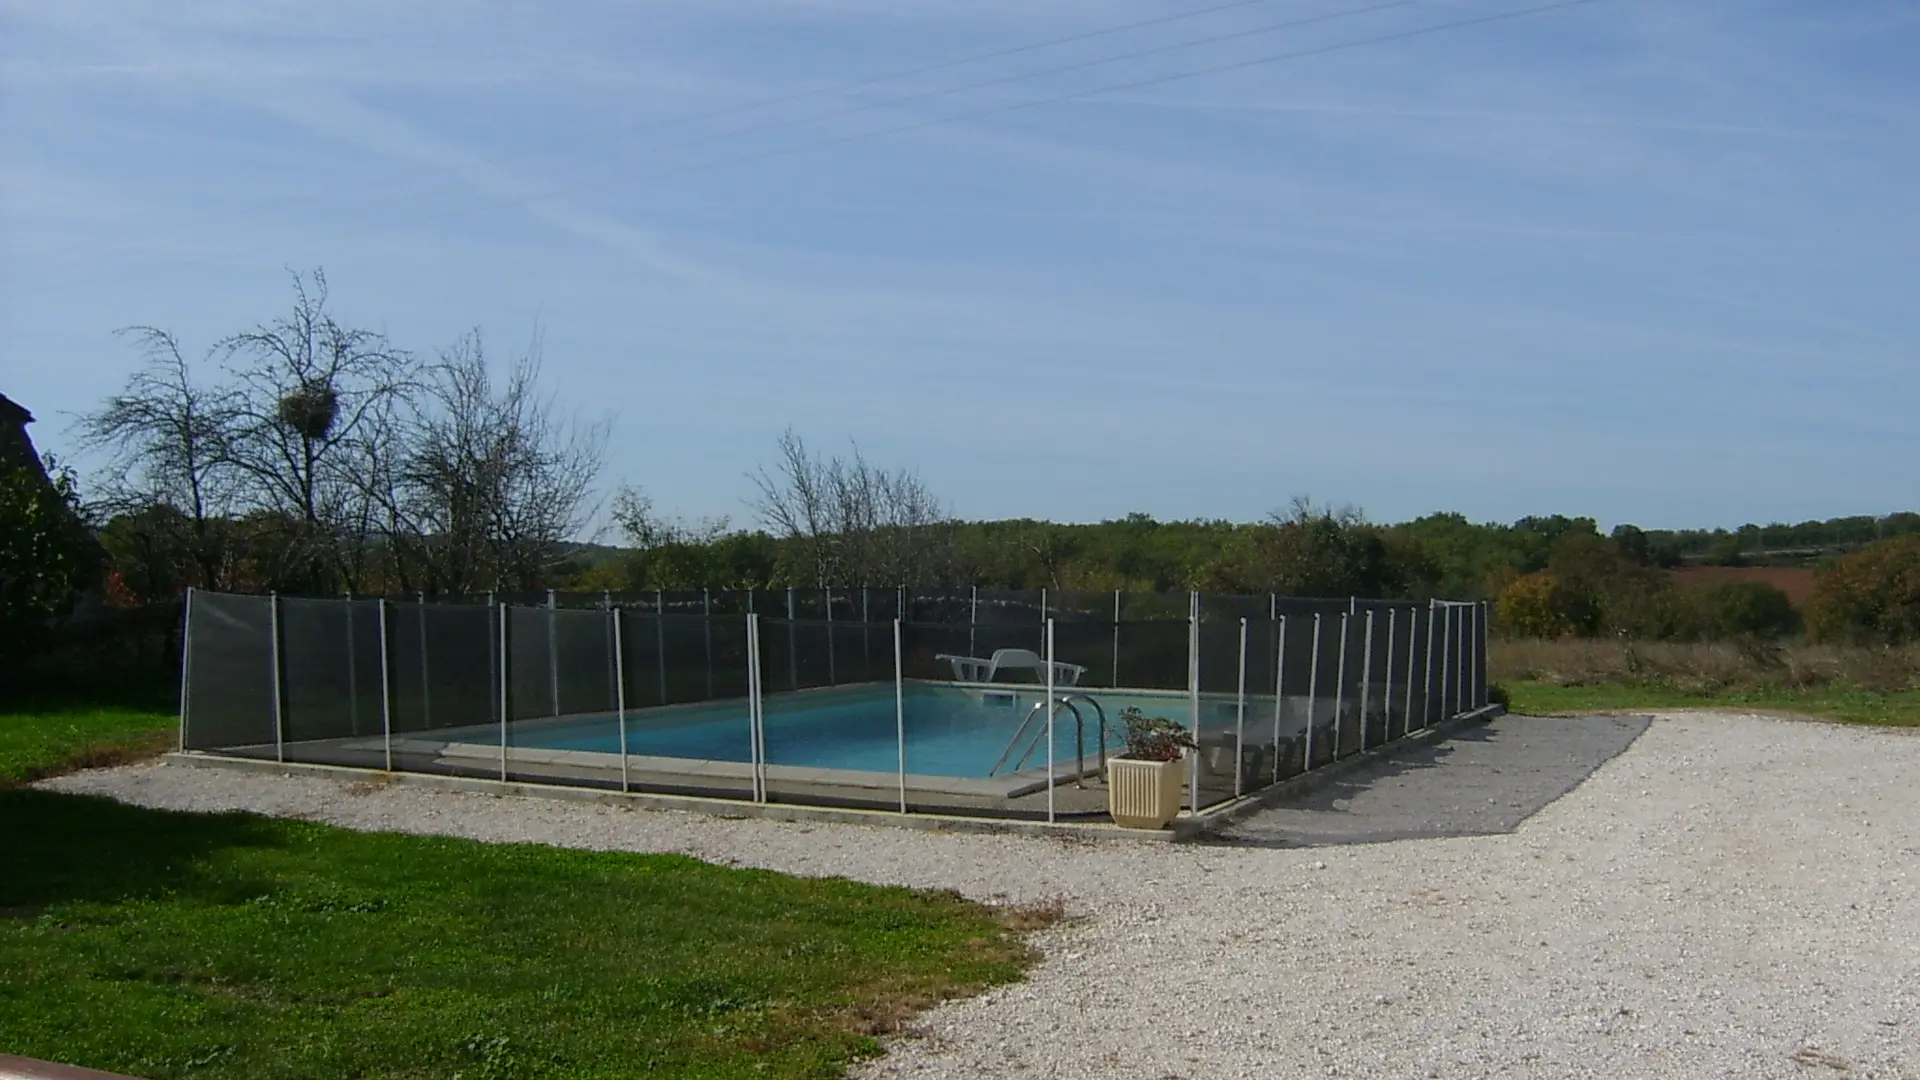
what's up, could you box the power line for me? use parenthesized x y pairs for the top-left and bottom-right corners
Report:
(11, 0), (1611, 297)
(19, 0), (1318, 242)
(417, 0), (1611, 226)
(4, 0), (1425, 288)
(631, 0), (1426, 158)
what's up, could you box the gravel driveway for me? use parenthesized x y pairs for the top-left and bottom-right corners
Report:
(39, 712), (1920, 1079)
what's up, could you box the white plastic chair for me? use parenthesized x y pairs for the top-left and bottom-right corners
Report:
(934, 648), (1085, 686)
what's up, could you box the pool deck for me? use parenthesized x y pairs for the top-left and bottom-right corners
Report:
(164, 705), (1502, 840)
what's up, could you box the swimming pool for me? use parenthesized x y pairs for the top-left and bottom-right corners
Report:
(469, 683), (1228, 779)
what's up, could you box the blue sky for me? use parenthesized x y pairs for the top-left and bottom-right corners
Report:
(2, 0), (1915, 534)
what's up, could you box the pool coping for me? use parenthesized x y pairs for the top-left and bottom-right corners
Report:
(159, 706), (1501, 843)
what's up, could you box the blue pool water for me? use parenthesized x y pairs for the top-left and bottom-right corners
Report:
(473, 684), (1210, 778)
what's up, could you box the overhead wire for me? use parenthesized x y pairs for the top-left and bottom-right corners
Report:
(11, 0), (1611, 297)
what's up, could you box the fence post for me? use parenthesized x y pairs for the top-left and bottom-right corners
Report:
(1111, 589), (1122, 688)
(498, 600), (510, 782)
(269, 592), (285, 764)
(895, 617), (907, 814)
(862, 586), (872, 676)
(378, 598), (393, 772)
(1403, 607), (1418, 739)
(1359, 610), (1375, 752)
(612, 607), (629, 794)
(1234, 617), (1248, 798)
(1270, 614), (1287, 784)
(486, 591), (498, 732)
(746, 612), (764, 803)
(1187, 592), (1201, 815)
(546, 589), (560, 719)
(786, 587), (798, 689)
(824, 586), (835, 686)
(1332, 613), (1350, 759)
(1478, 600), (1491, 709)
(1047, 617), (1059, 825)
(1304, 614), (1322, 770)
(969, 585), (979, 657)
(704, 588), (715, 698)
(177, 586), (194, 751)
(602, 590), (616, 714)
(1422, 601), (1438, 724)
(1382, 608), (1397, 742)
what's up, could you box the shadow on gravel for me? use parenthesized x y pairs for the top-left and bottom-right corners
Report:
(1206, 714), (1653, 848)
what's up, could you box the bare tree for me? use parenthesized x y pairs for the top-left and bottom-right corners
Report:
(75, 327), (241, 591)
(610, 485), (729, 551)
(218, 268), (414, 591)
(389, 329), (609, 592)
(749, 428), (951, 587)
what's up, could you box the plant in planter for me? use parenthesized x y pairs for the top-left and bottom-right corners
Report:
(1106, 707), (1198, 830)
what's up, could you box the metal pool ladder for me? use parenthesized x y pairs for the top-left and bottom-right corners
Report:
(989, 693), (1111, 787)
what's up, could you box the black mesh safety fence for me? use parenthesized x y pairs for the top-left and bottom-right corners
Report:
(276, 596), (384, 769)
(178, 588), (1487, 821)
(182, 591), (276, 755)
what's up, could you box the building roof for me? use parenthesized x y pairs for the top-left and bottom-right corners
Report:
(0, 392), (32, 427)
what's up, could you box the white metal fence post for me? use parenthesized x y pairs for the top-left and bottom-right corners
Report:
(498, 600), (510, 782)
(655, 590), (668, 705)
(613, 607), (629, 794)
(269, 592), (284, 764)
(547, 589), (560, 719)
(969, 585), (979, 657)
(1453, 605), (1466, 717)
(1304, 614), (1322, 769)
(823, 586), (835, 687)
(747, 612), (765, 803)
(1383, 608), (1397, 741)
(1401, 607), (1417, 739)
(378, 598), (393, 772)
(1187, 592), (1201, 815)
(1423, 601), (1438, 729)
(1046, 617), (1058, 825)
(786, 587), (798, 689)
(1332, 613), (1350, 759)
(177, 586), (194, 751)
(1270, 614), (1287, 784)
(895, 617), (907, 814)
(1234, 617), (1248, 798)
(1359, 610), (1375, 752)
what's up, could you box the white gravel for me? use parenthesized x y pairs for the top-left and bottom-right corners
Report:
(38, 712), (1920, 1079)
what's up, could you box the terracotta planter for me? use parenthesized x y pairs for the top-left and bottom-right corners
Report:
(1107, 756), (1186, 829)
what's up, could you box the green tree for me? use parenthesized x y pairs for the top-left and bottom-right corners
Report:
(1690, 581), (1800, 640)
(1495, 571), (1598, 638)
(0, 453), (97, 654)
(1805, 537), (1920, 644)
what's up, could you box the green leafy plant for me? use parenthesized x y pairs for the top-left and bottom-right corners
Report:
(1116, 706), (1196, 762)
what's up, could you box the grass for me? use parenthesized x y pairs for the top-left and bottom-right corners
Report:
(0, 697), (177, 786)
(1502, 680), (1920, 727)
(1491, 638), (1920, 728)
(0, 788), (1046, 1079)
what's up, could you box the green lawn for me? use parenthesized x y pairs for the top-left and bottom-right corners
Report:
(0, 788), (1040, 1079)
(0, 700), (176, 785)
(1502, 681), (1920, 728)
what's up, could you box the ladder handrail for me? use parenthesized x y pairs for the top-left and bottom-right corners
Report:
(990, 693), (1112, 786)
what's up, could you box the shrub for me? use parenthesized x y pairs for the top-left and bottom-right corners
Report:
(1690, 581), (1801, 640)
(1495, 571), (1599, 638)
(1115, 707), (1196, 762)
(1806, 537), (1920, 644)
